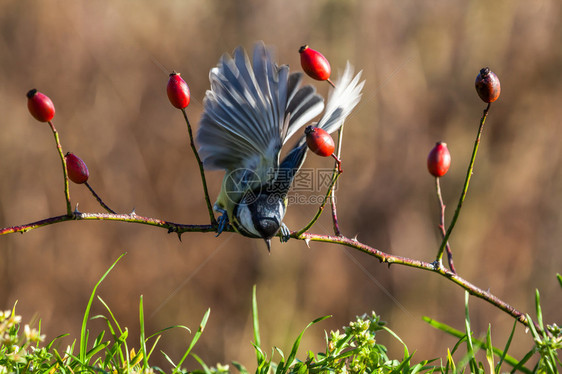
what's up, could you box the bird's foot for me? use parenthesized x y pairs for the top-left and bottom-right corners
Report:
(279, 223), (291, 243)
(215, 207), (229, 237)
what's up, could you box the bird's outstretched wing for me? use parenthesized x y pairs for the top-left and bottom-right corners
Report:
(197, 42), (324, 184)
(283, 72), (324, 141)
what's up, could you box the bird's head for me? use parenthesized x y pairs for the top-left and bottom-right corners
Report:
(234, 192), (287, 249)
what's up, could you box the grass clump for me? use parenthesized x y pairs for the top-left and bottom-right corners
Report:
(1, 259), (560, 373)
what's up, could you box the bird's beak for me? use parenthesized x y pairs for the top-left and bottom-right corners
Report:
(264, 239), (271, 253)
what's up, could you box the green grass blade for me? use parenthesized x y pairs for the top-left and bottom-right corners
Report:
(280, 315), (331, 374)
(191, 353), (213, 374)
(80, 253), (126, 362)
(252, 284), (269, 368)
(445, 348), (455, 373)
(485, 324), (494, 373)
(232, 361), (249, 373)
(423, 316), (529, 373)
(251, 342), (269, 372)
(274, 346), (285, 362)
(534, 290), (545, 334)
(97, 296), (125, 336)
(526, 314), (540, 341)
(496, 319), (516, 373)
(557, 273), (562, 288)
(146, 334), (162, 361)
(252, 285), (261, 349)
(161, 350), (177, 367)
(97, 295), (129, 366)
(53, 347), (67, 368)
(534, 290), (542, 327)
(464, 291), (478, 372)
(383, 326), (410, 359)
(147, 324), (190, 340)
(85, 340), (109, 361)
(139, 295), (149, 369)
(423, 316), (463, 336)
(510, 348), (536, 373)
(173, 308), (211, 373)
(46, 333), (70, 350)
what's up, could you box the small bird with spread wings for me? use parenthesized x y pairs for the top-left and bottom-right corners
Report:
(197, 42), (364, 250)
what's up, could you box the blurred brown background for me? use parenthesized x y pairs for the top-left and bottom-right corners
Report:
(1, 0), (561, 371)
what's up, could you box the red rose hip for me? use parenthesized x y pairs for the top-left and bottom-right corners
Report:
(65, 152), (89, 184)
(27, 89), (55, 122)
(427, 142), (451, 177)
(305, 126), (335, 157)
(167, 72), (191, 109)
(299, 45), (331, 82)
(475, 67), (501, 103)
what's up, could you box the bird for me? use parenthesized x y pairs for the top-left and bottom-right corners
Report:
(197, 42), (364, 250)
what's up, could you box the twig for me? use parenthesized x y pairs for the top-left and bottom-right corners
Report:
(296, 170), (343, 237)
(297, 231), (542, 334)
(324, 78), (342, 236)
(48, 121), (72, 216)
(85, 182), (116, 214)
(0, 212), (217, 236)
(181, 109), (217, 227)
(330, 124), (344, 236)
(435, 177), (456, 273)
(436, 103), (491, 264)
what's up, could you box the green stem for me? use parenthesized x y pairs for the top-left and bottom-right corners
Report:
(436, 103), (491, 264)
(48, 121), (72, 216)
(181, 109), (217, 227)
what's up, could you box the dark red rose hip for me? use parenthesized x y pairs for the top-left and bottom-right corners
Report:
(305, 126), (335, 157)
(475, 67), (501, 103)
(65, 153), (89, 184)
(427, 142), (451, 177)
